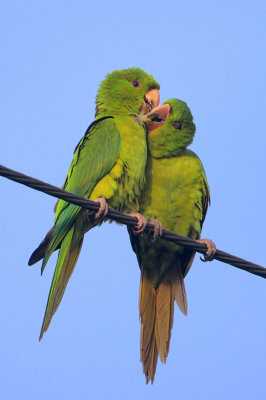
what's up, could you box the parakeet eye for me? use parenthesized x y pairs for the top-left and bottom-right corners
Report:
(131, 80), (141, 88)
(173, 121), (182, 130)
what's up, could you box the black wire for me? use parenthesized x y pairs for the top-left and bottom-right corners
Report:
(0, 164), (265, 279)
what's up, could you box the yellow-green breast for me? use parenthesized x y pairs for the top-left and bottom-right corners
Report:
(141, 149), (208, 243)
(91, 115), (147, 213)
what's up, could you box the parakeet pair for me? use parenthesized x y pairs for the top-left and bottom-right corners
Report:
(129, 99), (216, 383)
(29, 67), (215, 385)
(29, 67), (160, 340)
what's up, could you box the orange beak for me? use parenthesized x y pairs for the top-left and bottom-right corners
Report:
(139, 88), (160, 115)
(145, 103), (171, 133)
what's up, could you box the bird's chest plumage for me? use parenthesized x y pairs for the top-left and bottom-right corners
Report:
(91, 116), (147, 212)
(141, 154), (204, 236)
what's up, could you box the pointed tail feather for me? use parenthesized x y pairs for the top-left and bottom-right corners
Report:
(39, 226), (83, 340)
(41, 205), (81, 275)
(171, 266), (187, 316)
(28, 226), (55, 266)
(28, 196), (71, 267)
(139, 268), (158, 383)
(139, 262), (187, 383)
(155, 277), (174, 362)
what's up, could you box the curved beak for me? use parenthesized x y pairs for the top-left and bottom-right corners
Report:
(144, 103), (171, 133)
(139, 88), (160, 115)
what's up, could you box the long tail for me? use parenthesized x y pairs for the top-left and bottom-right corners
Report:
(39, 226), (83, 340)
(139, 264), (187, 384)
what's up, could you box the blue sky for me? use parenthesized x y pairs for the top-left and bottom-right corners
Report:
(1, 1), (265, 399)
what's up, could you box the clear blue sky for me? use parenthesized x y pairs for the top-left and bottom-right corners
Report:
(1, 1), (265, 399)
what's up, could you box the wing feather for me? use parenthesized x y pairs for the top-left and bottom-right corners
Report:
(41, 117), (121, 271)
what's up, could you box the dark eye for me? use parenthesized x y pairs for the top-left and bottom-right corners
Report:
(173, 121), (182, 129)
(131, 80), (141, 88)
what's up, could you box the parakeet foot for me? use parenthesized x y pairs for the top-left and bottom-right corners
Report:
(151, 219), (163, 242)
(130, 213), (147, 235)
(197, 239), (216, 262)
(87, 198), (109, 220)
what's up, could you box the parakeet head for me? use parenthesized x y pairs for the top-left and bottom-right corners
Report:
(145, 98), (196, 158)
(95, 67), (160, 118)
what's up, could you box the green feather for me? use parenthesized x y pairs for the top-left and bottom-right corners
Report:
(40, 226), (74, 340)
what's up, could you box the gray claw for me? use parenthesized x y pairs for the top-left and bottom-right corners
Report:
(198, 239), (216, 262)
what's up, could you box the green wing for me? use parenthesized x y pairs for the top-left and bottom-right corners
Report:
(181, 160), (210, 277)
(41, 116), (121, 273)
(39, 117), (121, 339)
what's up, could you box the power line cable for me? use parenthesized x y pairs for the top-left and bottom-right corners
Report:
(0, 164), (265, 279)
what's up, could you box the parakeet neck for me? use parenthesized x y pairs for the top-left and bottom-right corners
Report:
(95, 89), (140, 119)
(148, 128), (194, 158)
(95, 103), (139, 119)
(148, 142), (187, 159)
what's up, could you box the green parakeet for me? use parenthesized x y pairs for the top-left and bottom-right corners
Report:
(29, 67), (160, 340)
(129, 98), (216, 383)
